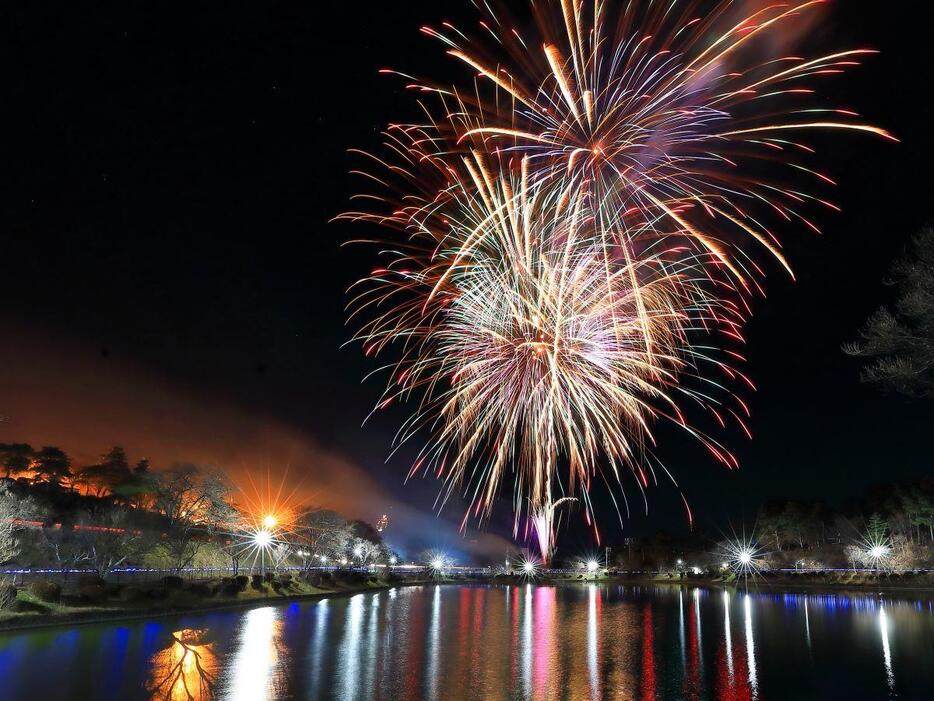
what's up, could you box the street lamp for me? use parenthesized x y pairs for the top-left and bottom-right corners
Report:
(253, 529), (273, 577)
(586, 559), (599, 573)
(262, 514), (277, 529)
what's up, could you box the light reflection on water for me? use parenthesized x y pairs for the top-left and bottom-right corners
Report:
(146, 629), (217, 700)
(0, 584), (933, 700)
(221, 606), (282, 701)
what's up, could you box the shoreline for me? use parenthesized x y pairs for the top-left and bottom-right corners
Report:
(3, 573), (932, 634)
(0, 579), (436, 634)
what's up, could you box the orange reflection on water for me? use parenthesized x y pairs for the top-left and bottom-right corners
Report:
(147, 629), (217, 701)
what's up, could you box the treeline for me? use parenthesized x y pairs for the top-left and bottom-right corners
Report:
(755, 479), (934, 551)
(0, 443), (393, 579)
(0, 442), (156, 499)
(599, 478), (934, 572)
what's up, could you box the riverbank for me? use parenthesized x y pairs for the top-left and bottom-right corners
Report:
(4, 569), (932, 634)
(542, 569), (934, 593)
(0, 572), (435, 633)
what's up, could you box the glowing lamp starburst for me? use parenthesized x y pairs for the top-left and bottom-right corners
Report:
(720, 534), (765, 581)
(253, 529), (273, 548)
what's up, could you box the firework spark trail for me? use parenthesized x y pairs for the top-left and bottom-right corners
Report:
(338, 0), (889, 558)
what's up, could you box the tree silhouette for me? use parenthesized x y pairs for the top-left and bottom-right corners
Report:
(846, 227), (934, 397)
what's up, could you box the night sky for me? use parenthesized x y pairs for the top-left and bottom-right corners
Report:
(1, 1), (931, 560)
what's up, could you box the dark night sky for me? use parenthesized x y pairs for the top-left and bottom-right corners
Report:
(0, 1), (931, 559)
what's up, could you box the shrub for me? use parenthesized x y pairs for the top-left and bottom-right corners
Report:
(251, 574), (266, 591)
(78, 584), (107, 603)
(338, 571), (367, 586)
(0, 582), (18, 610)
(78, 575), (105, 588)
(219, 582), (242, 597)
(187, 583), (212, 597)
(264, 572), (276, 583)
(221, 576), (246, 593)
(162, 576), (184, 590)
(120, 587), (146, 603)
(29, 580), (62, 603)
(146, 588), (168, 601)
(309, 571), (334, 587)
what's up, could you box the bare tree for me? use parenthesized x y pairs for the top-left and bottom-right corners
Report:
(152, 464), (235, 572)
(351, 537), (383, 564)
(0, 483), (40, 563)
(72, 510), (153, 578)
(295, 507), (352, 561)
(845, 227), (934, 397)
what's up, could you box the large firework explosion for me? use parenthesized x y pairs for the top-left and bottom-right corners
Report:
(339, 0), (889, 560)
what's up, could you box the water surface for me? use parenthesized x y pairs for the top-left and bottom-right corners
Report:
(1, 584), (932, 700)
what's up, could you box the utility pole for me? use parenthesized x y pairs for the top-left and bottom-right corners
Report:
(605, 546), (610, 571)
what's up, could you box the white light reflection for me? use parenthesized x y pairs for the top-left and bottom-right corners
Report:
(307, 599), (329, 698)
(426, 585), (441, 700)
(521, 584), (533, 699)
(723, 591), (733, 682)
(364, 594), (380, 694)
(743, 594), (758, 700)
(693, 588), (703, 671)
(587, 584), (599, 699)
(339, 594), (365, 701)
(678, 589), (686, 668)
(880, 605), (895, 691)
(223, 606), (280, 701)
(803, 597), (812, 651)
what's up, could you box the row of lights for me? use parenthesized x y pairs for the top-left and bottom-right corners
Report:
(255, 517), (889, 575)
(251, 515), (400, 566)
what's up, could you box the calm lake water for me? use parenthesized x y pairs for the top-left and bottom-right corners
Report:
(1, 584), (932, 700)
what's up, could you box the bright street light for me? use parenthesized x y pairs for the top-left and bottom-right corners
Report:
(254, 529), (272, 548)
(586, 560), (599, 572)
(262, 514), (277, 529)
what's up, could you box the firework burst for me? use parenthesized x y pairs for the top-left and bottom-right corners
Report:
(339, 0), (889, 557)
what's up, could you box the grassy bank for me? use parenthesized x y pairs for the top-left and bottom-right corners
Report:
(0, 571), (434, 633)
